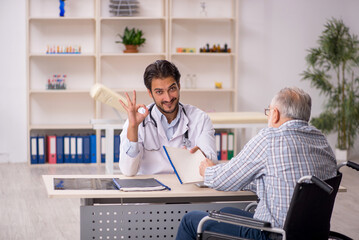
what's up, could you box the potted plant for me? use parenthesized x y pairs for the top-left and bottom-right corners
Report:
(115, 27), (146, 53)
(302, 18), (359, 161)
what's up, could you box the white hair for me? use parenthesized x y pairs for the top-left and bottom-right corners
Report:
(271, 87), (312, 121)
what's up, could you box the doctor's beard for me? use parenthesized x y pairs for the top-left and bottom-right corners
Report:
(155, 96), (179, 114)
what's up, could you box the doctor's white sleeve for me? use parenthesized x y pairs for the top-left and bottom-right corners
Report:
(119, 121), (143, 176)
(196, 114), (218, 163)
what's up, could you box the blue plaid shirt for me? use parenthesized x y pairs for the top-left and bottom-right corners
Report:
(204, 120), (337, 228)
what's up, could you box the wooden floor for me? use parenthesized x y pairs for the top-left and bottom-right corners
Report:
(0, 160), (358, 240)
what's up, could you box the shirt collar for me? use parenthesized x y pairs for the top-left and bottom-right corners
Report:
(152, 104), (182, 128)
(279, 119), (308, 128)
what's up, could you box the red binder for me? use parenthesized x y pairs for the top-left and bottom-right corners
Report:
(47, 135), (57, 164)
(221, 132), (228, 160)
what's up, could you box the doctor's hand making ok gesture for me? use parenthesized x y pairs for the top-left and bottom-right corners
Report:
(119, 90), (149, 142)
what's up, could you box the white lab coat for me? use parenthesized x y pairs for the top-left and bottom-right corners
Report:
(119, 103), (217, 176)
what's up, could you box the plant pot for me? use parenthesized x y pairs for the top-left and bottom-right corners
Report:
(124, 45), (138, 53)
(335, 148), (348, 162)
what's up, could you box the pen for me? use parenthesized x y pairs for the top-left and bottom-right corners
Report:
(163, 146), (183, 184)
(155, 179), (171, 191)
(55, 180), (64, 189)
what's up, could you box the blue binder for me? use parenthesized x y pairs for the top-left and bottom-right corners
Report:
(215, 132), (221, 160)
(101, 135), (105, 163)
(76, 136), (84, 163)
(70, 136), (77, 163)
(114, 135), (120, 163)
(64, 136), (71, 163)
(56, 136), (64, 163)
(90, 134), (96, 163)
(83, 136), (90, 163)
(37, 136), (45, 164)
(30, 136), (38, 164)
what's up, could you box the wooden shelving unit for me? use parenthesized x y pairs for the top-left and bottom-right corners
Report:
(26, 0), (238, 164)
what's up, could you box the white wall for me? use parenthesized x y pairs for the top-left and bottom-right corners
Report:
(237, 0), (359, 158)
(0, 0), (358, 163)
(0, 0), (27, 163)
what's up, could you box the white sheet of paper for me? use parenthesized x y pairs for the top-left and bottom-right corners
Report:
(164, 146), (206, 184)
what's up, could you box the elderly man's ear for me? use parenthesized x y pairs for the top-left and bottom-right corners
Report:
(272, 108), (280, 124)
(268, 107), (281, 128)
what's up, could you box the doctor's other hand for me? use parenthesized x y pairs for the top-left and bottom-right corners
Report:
(199, 158), (215, 177)
(119, 90), (149, 127)
(189, 146), (205, 156)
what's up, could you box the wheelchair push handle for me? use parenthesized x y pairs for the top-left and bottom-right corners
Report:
(311, 176), (333, 194)
(338, 161), (359, 172)
(347, 161), (359, 171)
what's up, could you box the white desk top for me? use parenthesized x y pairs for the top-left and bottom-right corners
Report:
(42, 174), (256, 199)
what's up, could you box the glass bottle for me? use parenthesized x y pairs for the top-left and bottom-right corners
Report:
(191, 74), (197, 89)
(184, 74), (192, 89)
(200, 1), (207, 17)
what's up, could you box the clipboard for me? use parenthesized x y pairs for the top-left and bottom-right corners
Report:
(163, 146), (205, 184)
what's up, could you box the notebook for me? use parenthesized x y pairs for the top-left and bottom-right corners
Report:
(163, 146), (205, 184)
(112, 178), (170, 192)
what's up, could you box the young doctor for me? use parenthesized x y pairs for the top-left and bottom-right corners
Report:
(118, 60), (217, 176)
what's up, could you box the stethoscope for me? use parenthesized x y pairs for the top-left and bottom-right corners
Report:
(142, 103), (191, 150)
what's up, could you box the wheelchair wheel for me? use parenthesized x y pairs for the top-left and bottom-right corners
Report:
(244, 202), (257, 214)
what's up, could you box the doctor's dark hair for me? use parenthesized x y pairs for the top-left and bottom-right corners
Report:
(270, 87), (312, 122)
(143, 60), (181, 91)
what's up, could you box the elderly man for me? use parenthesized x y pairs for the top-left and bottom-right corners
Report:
(176, 87), (337, 240)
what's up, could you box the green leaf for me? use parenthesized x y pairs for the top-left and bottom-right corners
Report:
(310, 111), (336, 134)
(115, 27), (146, 47)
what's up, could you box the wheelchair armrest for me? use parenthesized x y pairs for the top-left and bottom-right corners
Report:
(298, 175), (333, 194)
(209, 210), (271, 228)
(311, 176), (333, 194)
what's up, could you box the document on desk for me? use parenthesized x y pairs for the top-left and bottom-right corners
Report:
(54, 178), (115, 190)
(163, 146), (205, 184)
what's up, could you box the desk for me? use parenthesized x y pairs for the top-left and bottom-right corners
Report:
(91, 112), (268, 174)
(43, 174), (257, 240)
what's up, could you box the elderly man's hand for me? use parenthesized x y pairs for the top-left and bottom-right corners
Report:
(199, 158), (215, 177)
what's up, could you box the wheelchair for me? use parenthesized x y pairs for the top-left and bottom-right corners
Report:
(197, 161), (359, 240)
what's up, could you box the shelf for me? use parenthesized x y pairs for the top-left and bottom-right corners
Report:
(27, 0), (238, 164)
(30, 124), (93, 130)
(171, 17), (234, 22)
(101, 18), (166, 54)
(30, 53), (96, 57)
(29, 163), (98, 167)
(181, 88), (235, 92)
(29, 90), (90, 94)
(28, 0), (95, 19)
(29, 17), (95, 21)
(90, 88), (234, 93)
(101, 17), (166, 21)
(171, 53), (234, 57)
(101, 53), (167, 57)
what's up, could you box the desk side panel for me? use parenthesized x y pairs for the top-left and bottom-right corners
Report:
(80, 202), (251, 240)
